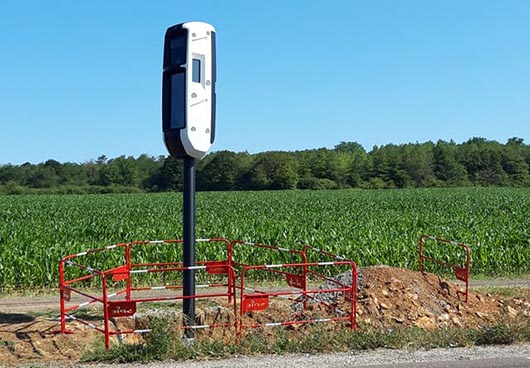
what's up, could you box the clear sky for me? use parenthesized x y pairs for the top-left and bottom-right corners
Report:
(1, 0), (529, 165)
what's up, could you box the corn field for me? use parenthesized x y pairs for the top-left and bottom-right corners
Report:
(0, 188), (529, 289)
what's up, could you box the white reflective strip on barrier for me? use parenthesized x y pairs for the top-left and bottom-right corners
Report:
(149, 240), (164, 244)
(76, 251), (87, 257)
(263, 318), (332, 328)
(78, 302), (90, 308)
(244, 242), (255, 246)
(69, 315), (96, 329)
(311, 247), (320, 252)
(196, 284), (210, 288)
(451, 241), (459, 246)
(317, 262), (334, 266)
(197, 238), (210, 242)
(151, 286), (167, 290)
(190, 324), (211, 330)
(130, 269), (148, 274)
(134, 329), (151, 334)
(69, 314), (95, 329)
(333, 308), (348, 316)
(429, 236), (436, 241)
(106, 245), (117, 250)
(107, 292), (117, 298)
(265, 264), (283, 268)
(277, 247), (289, 252)
(336, 256), (345, 261)
(188, 266), (207, 270)
(86, 267), (95, 273)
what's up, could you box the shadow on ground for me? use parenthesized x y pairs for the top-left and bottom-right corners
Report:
(0, 313), (35, 324)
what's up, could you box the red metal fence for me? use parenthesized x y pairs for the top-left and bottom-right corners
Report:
(239, 260), (356, 332)
(418, 235), (471, 302)
(59, 239), (358, 349)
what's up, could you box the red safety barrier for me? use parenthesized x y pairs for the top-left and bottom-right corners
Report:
(239, 260), (357, 333)
(59, 239), (359, 349)
(59, 239), (235, 349)
(302, 245), (358, 319)
(230, 240), (308, 304)
(418, 235), (471, 302)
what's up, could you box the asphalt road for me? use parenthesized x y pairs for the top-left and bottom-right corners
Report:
(71, 344), (530, 368)
(360, 357), (530, 368)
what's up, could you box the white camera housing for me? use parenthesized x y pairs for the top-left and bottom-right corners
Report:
(163, 21), (216, 159)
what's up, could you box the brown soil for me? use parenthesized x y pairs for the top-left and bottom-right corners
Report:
(0, 315), (99, 366)
(1, 266), (530, 366)
(357, 266), (530, 330)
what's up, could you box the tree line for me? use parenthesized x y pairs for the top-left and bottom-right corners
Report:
(1, 137), (529, 194)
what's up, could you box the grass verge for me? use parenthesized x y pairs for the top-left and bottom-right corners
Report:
(81, 317), (530, 363)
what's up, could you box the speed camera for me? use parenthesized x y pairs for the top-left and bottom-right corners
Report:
(162, 21), (216, 159)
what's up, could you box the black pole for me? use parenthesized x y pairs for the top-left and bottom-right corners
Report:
(182, 157), (195, 339)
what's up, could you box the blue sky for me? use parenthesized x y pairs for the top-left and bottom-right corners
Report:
(1, 0), (529, 165)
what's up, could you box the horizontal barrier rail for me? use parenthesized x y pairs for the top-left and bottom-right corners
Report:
(59, 239), (359, 349)
(239, 260), (357, 333)
(419, 235), (471, 302)
(59, 238), (235, 349)
(302, 245), (358, 314)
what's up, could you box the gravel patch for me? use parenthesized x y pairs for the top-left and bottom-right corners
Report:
(291, 269), (360, 312)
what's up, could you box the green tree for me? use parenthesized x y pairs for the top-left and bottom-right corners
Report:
(370, 144), (407, 188)
(145, 157), (183, 191)
(401, 143), (435, 188)
(98, 156), (138, 187)
(0, 164), (22, 185)
(243, 152), (298, 190)
(502, 138), (530, 186)
(61, 162), (89, 187)
(197, 151), (252, 191)
(24, 161), (64, 188)
(433, 140), (468, 186)
(458, 138), (508, 186)
(295, 148), (345, 188)
(338, 142), (372, 188)
(137, 154), (164, 189)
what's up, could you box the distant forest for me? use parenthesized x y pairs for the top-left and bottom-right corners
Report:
(1, 137), (529, 194)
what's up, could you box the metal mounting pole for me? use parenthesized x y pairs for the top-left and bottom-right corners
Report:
(182, 157), (196, 340)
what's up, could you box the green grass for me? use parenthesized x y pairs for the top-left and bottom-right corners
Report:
(82, 317), (530, 363)
(77, 283), (530, 363)
(1, 188), (530, 289)
(471, 286), (530, 299)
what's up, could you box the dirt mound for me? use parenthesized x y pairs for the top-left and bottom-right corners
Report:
(356, 266), (530, 329)
(1, 266), (529, 365)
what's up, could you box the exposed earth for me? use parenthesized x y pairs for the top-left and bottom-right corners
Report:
(1, 266), (529, 366)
